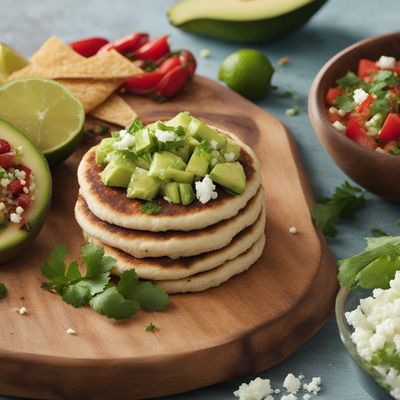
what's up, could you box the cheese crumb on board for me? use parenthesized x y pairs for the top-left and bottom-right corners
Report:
(233, 377), (274, 400)
(283, 373), (301, 394)
(303, 377), (321, 395)
(66, 328), (76, 335)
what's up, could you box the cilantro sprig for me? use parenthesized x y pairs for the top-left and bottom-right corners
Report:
(41, 243), (169, 320)
(141, 201), (162, 215)
(0, 283), (7, 299)
(311, 181), (366, 237)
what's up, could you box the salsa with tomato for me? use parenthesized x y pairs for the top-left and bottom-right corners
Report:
(326, 55), (400, 154)
(0, 139), (35, 229)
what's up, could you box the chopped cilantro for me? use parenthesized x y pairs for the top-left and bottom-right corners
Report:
(141, 201), (162, 215)
(126, 118), (145, 134)
(389, 147), (400, 156)
(0, 283), (7, 299)
(311, 181), (366, 237)
(371, 228), (389, 237)
(372, 342), (400, 371)
(40, 243), (169, 320)
(372, 70), (399, 88)
(337, 71), (362, 90)
(99, 124), (110, 135)
(334, 94), (355, 113)
(370, 94), (393, 118)
(145, 322), (156, 332)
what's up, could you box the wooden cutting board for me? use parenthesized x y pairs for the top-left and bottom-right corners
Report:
(0, 76), (338, 400)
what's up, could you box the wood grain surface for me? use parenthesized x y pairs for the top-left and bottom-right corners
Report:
(309, 31), (400, 201)
(0, 76), (338, 400)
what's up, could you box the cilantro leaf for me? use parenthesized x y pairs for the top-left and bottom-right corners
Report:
(338, 238), (400, 288)
(334, 94), (355, 113)
(61, 281), (91, 308)
(40, 245), (69, 286)
(66, 261), (81, 281)
(372, 342), (400, 371)
(311, 181), (366, 237)
(89, 287), (139, 320)
(372, 70), (399, 88)
(126, 118), (144, 134)
(145, 322), (156, 332)
(0, 283), (7, 299)
(356, 255), (400, 289)
(390, 147), (400, 156)
(141, 201), (162, 215)
(81, 242), (115, 278)
(117, 270), (170, 311)
(370, 94), (392, 118)
(337, 71), (362, 90)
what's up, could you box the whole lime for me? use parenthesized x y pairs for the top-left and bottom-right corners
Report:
(218, 49), (274, 101)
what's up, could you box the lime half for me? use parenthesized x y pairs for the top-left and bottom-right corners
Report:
(0, 43), (29, 79)
(219, 49), (274, 101)
(0, 78), (85, 164)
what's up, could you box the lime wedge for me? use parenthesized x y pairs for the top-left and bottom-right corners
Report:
(0, 43), (29, 79)
(0, 78), (85, 164)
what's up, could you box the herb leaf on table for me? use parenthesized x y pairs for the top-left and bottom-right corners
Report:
(311, 181), (366, 237)
(0, 283), (7, 299)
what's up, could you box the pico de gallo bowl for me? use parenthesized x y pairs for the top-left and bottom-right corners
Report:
(326, 55), (400, 154)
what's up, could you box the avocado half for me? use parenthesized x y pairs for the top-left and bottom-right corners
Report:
(0, 119), (52, 263)
(167, 0), (327, 43)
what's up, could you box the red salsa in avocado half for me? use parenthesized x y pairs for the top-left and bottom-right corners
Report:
(326, 55), (400, 154)
(0, 139), (35, 229)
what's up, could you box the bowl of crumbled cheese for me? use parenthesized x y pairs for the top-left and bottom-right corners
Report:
(336, 273), (400, 400)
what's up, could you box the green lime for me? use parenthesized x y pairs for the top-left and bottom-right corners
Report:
(219, 49), (274, 101)
(0, 43), (29, 79)
(0, 78), (85, 164)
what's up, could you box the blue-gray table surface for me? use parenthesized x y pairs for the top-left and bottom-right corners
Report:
(1, 0), (399, 399)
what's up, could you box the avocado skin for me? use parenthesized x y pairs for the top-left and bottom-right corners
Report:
(168, 0), (327, 43)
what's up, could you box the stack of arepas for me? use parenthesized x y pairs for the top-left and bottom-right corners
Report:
(75, 113), (265, 293)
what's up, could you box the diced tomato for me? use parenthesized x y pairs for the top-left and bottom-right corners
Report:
(122, 72), (164, 94)
(357, 95), (375, 116)
(134, 35), (170, 63)
(7, 180), (24, 197)
(16, 194), (32, 209)
(70, 37), (109, 57)
(325, 86), (342, 106)
(346, 116), (378, 150)
(358, 59), (380, 78)
(395, 61), (400, 75)
(0, 152), (15, 169)
(380, 113), (400, 142)
(0, 139), (11, 155)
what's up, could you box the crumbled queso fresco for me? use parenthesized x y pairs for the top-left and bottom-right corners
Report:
(346, 271), (400, 399)
(233, 373), (321, 400)
(195, 175), (218, 204)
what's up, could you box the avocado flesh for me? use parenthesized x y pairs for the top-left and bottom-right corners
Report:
(179, 183), (195, 205)
(164, 168), (194, 184)
(100, 158), (136, 188)
(0, 119), (52, 263)
(149, 151), (186, 179)
(210, 162), (246, 194)
(163, 182), (181, 204)
(127, 168), (161, 201)
(166, 111), (192, 128)
(188, 118), (226, 148)
(168, 0), (327, 43)
(186, 152), (209, 177)
(96, 137), (118, 165)
(169, 142), (191, 163)
(223, 140), (241, 161)
(135, 128), (154, 155)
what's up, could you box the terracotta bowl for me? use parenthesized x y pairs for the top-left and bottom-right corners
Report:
(309, 31), (400, 201)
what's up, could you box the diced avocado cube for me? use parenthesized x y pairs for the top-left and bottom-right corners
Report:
(170, 142), (191, 163)
(135, 153), (152, 170)
(96, 137), (118, 165)
(223, 140), (241, 161)
(135, 128), (154, 155)
(188, 136), (200, 153)
(126, 118), (145, 134)
(210, 162), (246, 194)
(100, 158), (136, 188)
(179, 183), (195, 206)
(149, 151), (186, 179)
(163, 182), (181, 204)
(166, 111), (192, 128)
(188, 118), (227, 148)
(126, 168), (161, 201)
(164, 168), (194, 184)
(211, 150), (225, 164)
(186, 153), (209, 177)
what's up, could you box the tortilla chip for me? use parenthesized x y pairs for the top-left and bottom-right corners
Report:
(57, 79), (123, 112)
(89, 94), (137, 127)
(31, 36), (83, 67)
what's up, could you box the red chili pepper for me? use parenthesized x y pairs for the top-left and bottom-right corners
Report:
(380, 113), (400, 142)
(70, 37), (109, 57)
(122, 72), (164, 94)
(7, 179), (24, 197)
(98, 33), (149, 55)
(346, 116), (377, 150)
(16, 194), (32, 209)
(357, 95), (374, 116)
(155, 65), (188, 99)
(0, 152), (15, 169)
(358, 59), (380, 78)
(178, 50), (197, 78)
(133, 35), (170, 63)
(325, 86), (342, 106)
(0, 139), (11, 155)
(157, 56), (181, 75)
